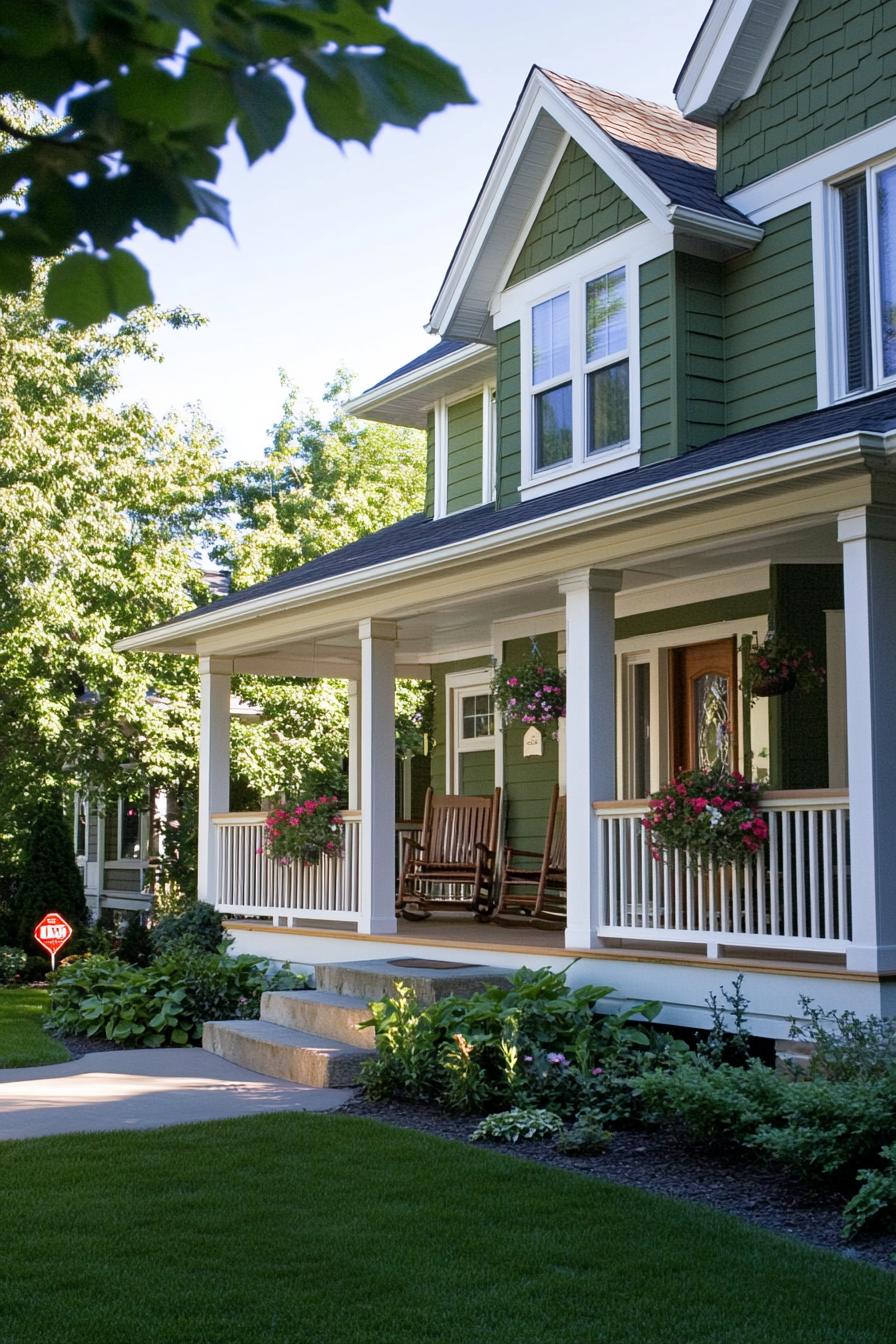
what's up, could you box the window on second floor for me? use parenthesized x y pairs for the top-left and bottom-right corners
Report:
(530, 267), (630, 477)
(835, 162), (896, 397)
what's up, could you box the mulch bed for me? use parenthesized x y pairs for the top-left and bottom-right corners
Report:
(51, 1033), (128, 1061)
(344, 1095), (896, 1273)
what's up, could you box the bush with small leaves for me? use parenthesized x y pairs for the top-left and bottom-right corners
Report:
(470, 1109), (564, 1144)
(751, 1078), (896, 1182)
(842, 1144), (896, 1240)
(636, 1057), (786, 1147)
(151, 903), (229, 956)
(0, 946), (26, 985)
(555, 1109), (612, 1156)
(787, 998), (896, 1084)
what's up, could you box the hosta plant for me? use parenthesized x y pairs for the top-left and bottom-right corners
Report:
(261, 795), (344, 865)
(641, 766), (767, 865)
(470, 1108), (564, 1144)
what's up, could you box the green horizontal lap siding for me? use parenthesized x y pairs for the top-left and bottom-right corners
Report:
(446, 394), (483, 514)
(430, 658), (493, 795)
(723, 206), (816, 434)
(501, 635), (559, 854)
(103, 867), (141, 893)
(718, 0), (896, 195)
(679, 255), (725, 450)
(768, 564), (843, 789)
(424, 411), (435, 518)
(508, 140), (645, 285)
(460, 751), (494, 796)
(496, 322), (522, 508)
(614, 590), (771, 641)
(639, 255), (675, 464)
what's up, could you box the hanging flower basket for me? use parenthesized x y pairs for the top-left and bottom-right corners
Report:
(740, 631), (825, 703)
(641, 766), (767, 867)
(260, 795), (344, 866)
(491, 642), (566, 729)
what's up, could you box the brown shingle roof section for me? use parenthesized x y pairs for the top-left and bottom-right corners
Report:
(539, 69), (717, 169)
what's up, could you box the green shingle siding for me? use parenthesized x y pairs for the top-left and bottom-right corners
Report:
(508, 140), (645, 285)
(496, 322), (522, 508)
(639, 254), (675, 464)
(501, 635), (560, 854)
(718, 0), (896, 194)
(446, 394), (483, 514)
(723, 206), (816, 434)
(424, 411), (435, 518)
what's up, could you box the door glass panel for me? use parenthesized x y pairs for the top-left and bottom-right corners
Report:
(693, 674), (730, 770)
(631, 663), (651, 797)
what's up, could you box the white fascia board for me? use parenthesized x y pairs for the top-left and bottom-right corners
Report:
(676, 0), (798, 125)
(666, 205), (763, 248)
(343, 343), (493, 422)
(115, 431), (892, 655)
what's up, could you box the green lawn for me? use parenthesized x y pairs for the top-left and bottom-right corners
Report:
(0, 1113), (893, 1344)
(0, 987), (70, 1067)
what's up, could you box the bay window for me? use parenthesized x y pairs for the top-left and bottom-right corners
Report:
(529, 265), (630, 479)
(835, 160), (896, 395)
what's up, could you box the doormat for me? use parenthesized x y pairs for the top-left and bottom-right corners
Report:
(388, 958), (483, 971)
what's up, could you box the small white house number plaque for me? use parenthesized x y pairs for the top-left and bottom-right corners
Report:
(523, 726), (543, 758)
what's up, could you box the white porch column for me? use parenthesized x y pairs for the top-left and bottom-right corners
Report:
(559, 568), (622, 949)
(838, 506), (896, 972)
(347, 679), (361, 811)
(358, 620), (398, 935)
(197, 657), (231, 905)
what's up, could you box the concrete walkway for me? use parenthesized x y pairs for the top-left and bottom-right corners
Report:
(0, 1048), (354, 1140)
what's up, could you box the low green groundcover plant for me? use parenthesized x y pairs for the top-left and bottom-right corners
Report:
(47, 951), (306, 1046)
(470, 1108), (563, 1144)
(843, 1144), (896, 1241)
(0, 987), (71, 1067)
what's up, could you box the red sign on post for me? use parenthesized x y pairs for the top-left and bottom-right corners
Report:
(34, 912), (73, 971)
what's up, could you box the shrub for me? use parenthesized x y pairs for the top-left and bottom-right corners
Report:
(118, 914), (153, 966)
(150, 902), (228, 956)
(636, 1057), (786, 1146)
(842, 1144), (896, 1241)
(13, 796), (89, 950)
(787, 998), (896, 1084)
(361, 968), (666, 1115)
(46, 952), (307, 1047)
(751, 1078), (896, 1182)
(0, 946), (26, 985)
(555, 1109), (612, 1156)
(470, 1108), (563, 1144)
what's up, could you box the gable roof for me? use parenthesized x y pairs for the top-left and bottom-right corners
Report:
(122, 386), (896, 648)
(675, 0), (799, 124)
(344, 338), (494, 428)
(428, 66), (761, 342)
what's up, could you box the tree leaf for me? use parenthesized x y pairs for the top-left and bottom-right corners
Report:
(44, 248), (154, 326)
(232, 70), (294, 165)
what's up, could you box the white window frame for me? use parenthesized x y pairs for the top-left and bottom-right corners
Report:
(516, 248), (642, 499)
(828, 152), (896, 402)
(444, 669), (495, 794)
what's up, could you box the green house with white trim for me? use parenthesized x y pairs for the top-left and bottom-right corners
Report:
(120, 0), (896, 1038)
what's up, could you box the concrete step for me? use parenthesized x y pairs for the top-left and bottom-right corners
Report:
(261, 990), (375, 1048)
(202, 1019), (373, 1087)
(314, 957), (511, 1006)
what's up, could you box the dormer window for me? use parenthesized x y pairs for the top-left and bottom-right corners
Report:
(835, 162), (896, 396)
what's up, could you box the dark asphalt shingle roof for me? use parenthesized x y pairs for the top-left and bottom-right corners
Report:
(363, 338), (480, 394)
(153, 387), (896, 635)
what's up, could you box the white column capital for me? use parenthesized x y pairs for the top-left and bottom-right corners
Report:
(558, 567), (623, 596)
(837, 504), (896, 545)
(198, 655), (233, 676)
(358, 618), (398, 642)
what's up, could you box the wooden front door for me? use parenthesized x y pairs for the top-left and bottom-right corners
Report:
(671, 638), (737, 774)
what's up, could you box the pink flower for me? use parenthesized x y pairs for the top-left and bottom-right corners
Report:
(546, 1052), (568, 1066)
(710, 796), (723, 808)
(591, 1067), (604, 1076)
(691, 797), (708, 812)
(507, 676), (519, 687)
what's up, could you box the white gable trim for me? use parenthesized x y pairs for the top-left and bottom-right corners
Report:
(675, 0), (799, 125)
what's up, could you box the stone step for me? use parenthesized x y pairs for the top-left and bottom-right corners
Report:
(261, 990), (375, 1048)
(314, 957), (511, 1006)
(202, 1019), (373, 1088)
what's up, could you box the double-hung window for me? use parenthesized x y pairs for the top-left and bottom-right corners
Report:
(835, 161), (896, 395)
(531, 292), (572, 468)
(529, 266), (630, 477)
(585, 267), (629, 453)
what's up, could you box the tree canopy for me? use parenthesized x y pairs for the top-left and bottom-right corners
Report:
(0, 1), (472, 325)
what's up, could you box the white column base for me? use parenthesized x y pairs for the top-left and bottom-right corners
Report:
(846, 943), (896, 974)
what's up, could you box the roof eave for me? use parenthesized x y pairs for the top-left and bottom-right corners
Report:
(344, 343), (495, 427)
(669, 204), (764, 253)
(115, 430), (893, 656)
(675, 0), (799, 126)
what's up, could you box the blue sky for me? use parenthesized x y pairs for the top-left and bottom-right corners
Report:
(119, 0), (710, 459)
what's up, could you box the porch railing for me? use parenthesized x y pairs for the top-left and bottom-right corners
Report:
(212, 812), (422, 924)
(594, 791), (851, 956)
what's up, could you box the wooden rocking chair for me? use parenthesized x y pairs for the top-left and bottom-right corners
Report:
(397, 787), (502, 921)
(495, 784), (566, 927)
